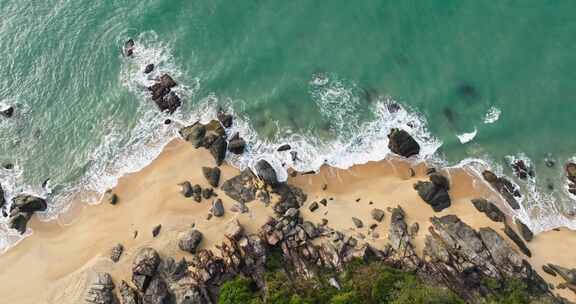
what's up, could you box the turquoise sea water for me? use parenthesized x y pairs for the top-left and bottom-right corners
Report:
(1, 0), (575, 248)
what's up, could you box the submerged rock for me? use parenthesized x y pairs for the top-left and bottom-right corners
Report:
(511, 159), (534, 180)
(123, 39), (135, 57)
(414, 173), (451, 212)
(178, 229), (203, 254)
(387, 128), (420, 158)
(202, 167), (220, 188)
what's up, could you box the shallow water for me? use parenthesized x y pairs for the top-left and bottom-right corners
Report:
(1, 0), (575, 249)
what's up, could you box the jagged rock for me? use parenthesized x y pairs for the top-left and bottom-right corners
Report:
(471, 198), (505, 222)
(9, 212), (32, 234)
(277, 144), (291, 152)
(482, 170), (521, 210)
(119, 281), (140, 304)
(178, 230), (203, 254)
(515, 218), (534, 242)
(152, 224), (162, 237)
(547, 264), (576, 285)
(414, 173), (451, 212)
(255, 159), (278, 186)
(225, 219), (243, 240)
(221, 169), (258, 203)
(302, 221), (318, 239)
(387, 128), (420, 157)
(1, 106), (14, 118)
(144, 64), (154, 74)
(156, 91), (181, 114)
(511, 159), (534, 180)
(503, 225), (531, 257)
(110, 244), (124, 263)
(179, 181), (193, 197)
(202, 167), (220, 188)
(85, 272), (118, 304)
(11, 194), (47, 213)
(370, 208), (385, 222)
(192, 184), (202, 194)
(228, 133), (246, 155)
(211, 199), (224, 217)
(309, 201), (319, 212)
(217, 111), (233, 128)
(352, 217), (363, 228)
(179, 123), (206, 148)
(132, 247), (160, 292)
(273, 184), (306, 215)
(143, 276), (170, 304)
(478, 227), (523, 271)
(388, 206), (420, 269)
(209, 136), (227, 166)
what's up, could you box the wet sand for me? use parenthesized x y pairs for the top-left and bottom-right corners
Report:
(0, 139), (574, 303)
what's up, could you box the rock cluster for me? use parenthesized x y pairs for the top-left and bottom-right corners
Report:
(511, 159), (535, 180)
(6, 194), (47, 234)
(413, 173), (451, 212)
(482, 170), (521, 210)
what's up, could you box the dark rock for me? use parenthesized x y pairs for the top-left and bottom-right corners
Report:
(178, 229), (203, 254)
(155, 91), (181, 114)
(9, 212), (32, 234)
(470, 198), (505, 222)
(143, 276), (171, 304)
(0, 183), (5, 209)
(548, 264), (576, 285)
(0, 106), (14, 118)
(228, 133), (246, 155)
(319, 198), (327, 206)
(277, 144), (291, 152)
(124, 39), (135, 57)
(255, 159), (278, 186)
(542, 264), (557, 277)
(85, 272), (118, 304)
(11, 194), (47, 213)
(273, 184), (306, 215)
(387, 128), (420, 158)
(179, 123), (206, 148)
(152, 224), (162, 237)
(503, 225), (531, 257)
(159, 74), (177, 88)
(511, 159), (534, 180)
(515, 218), (534, 242)
(414, 173), (451, 212)
(179, 181), (193, 197)
(308, 201), (319, 212)
(370, 208), (385, 222)
(132, 247), (160, 291)
(201, 188), (214, 200)
(290, 151), (298, 162)
(566, 163), (576, 184)
(302, 221), (318, 239)
(425, 168), (437, 175)
(321, 184), (328, 191)
(192, 184), (201, 194)
(352, 217), (363, 228)
(221, 169), (258, 203)
(457, 83), (479, 99)
(103, 190), (118, 205)
(144, 64), (154, 74)
(217, 111), (233, 128)
(409, 222), (419, 236)
(2, 163), (13, 170)
(119, 281), (140, 304)
(193, 192), (201, 203)
(202, 167), (220, 188)
(164, 119), (171, 125)
(149, 83), (170, 101)
(110, 244), (124, 263)
(482, 170), (521, 210)
(211, 199), (224, 217)
(209, 136), (227, 166)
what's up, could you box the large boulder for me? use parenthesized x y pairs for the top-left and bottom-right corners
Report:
(255, 159), (278, 186)
(470, 198), (505, 222)
(202, 167), (220, 188)
(414, 173), (451, 212)
(481, 170), (521, 210)
(143, 276), (171, 304)
(159, 74), (177, 88)
(387, 128), (420, 158)
(221, 169), (258, 203)
(11, 194), (47, 213)
(132, 247), (160, 292)
(9, 212), (32, 234)
(515, 218), (534, 242)
(179, 123), (206, 148)
(155, 91), (181, 114)
(209, 136), (227, 166)
(228, 133), (246, 155)
(178, 230), (203, 254)
(217, 111), (233, 128)
(85, 272), (118, 304)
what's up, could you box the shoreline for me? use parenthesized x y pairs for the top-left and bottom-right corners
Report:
(0, 138), (575, 302)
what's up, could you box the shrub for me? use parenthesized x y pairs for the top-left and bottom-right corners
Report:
(218, 276), (259, 304)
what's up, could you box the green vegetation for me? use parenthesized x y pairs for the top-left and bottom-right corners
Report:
(218, 276), (260, 304)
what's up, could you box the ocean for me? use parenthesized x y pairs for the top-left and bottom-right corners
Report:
(1, 0), (575, 250)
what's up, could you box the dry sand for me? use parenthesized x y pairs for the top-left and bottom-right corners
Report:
(0, 139), (574, 303)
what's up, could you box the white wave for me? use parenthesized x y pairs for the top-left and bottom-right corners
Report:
(456, 128), (477, 144)
(483, 106), (501, 124)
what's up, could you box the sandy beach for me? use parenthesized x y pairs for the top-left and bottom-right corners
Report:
(0, 139), (575, 303)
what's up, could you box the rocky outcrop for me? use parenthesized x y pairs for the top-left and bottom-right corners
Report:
(217, 111), (233, 128)
(146, 74), (181, 114)
(255, 159), (278, 187)
(387, 128), (420, 158)
(482, 170), (521, 210)
(515, 218), (534, 242)
(414, 173), (451, 212)
(85, 272), (118, 304)
(273, 184), (306, 215)
(228, 133), (246, 155)
(471, 198), (505, 222)
(221, 169), (258, 203)
(8, 194), (47, 234)
(179, 123), (206, 148)
(132, 247), (160, 292)
(178, 230), (203, 254)
(566, 163), (576, 195)
(388, 206), (421, 270)
(202, 167), (220, 188)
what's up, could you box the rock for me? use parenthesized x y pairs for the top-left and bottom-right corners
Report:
(542, 264), (557, 277)
(320, 198), (327, 206)
(179, 181), (193, 197)
(2, 163), (13, 170)
(503, 225), (531, 257)
(0, 106), (14, 118)
(566, 163), (576, 183)
(321, 184), (328, 191)
(9, 212), (32, 234)
(209, 136), (227, 166)
(273, 184), (306, 215)
(515, 218), (534, 242)
(255, 159), (278, 186)
(409, 222), (419, 236)
(103, 190), (118, 205)
(155, 91), (181, 114)
(352, 217), (363, 228)
(470, 198), (505, 222)
(228, 134), (246, 155)
(143, 276), (170, 304)
(164, 119), (171, 125)
(482, 170), (521, 210)
(221, 169), (258, 203)
(124, 39), (135, 57)
(179, 123), (206, 148)
(370, 208), (385, 222)
(425, 168), (437, 175)
(225, 219), (243, 240)
(11, 194), (47, 213)
(290, 151), (298, 162)
(211, 199), (224, 217)
(110, 244), (124, 263)
(309, 201), (319, 212)
(202, 167), (220, 188)
(413, 173), (451, 212)
(369, 223), (378, 230)
(149, 83), (170, 101)
(201, 188), (214, 199)
(85, 272), (118, 304)
(548, 264), (576, 285)
(119, 281), (140, 304)
(511, 159), (534, 180)
(152, 224), (162, 237)
(159, 74), (177, 88)
(132, 247), (160, 278)
(217, 111), (233, 128)
(144, 64), (154, 74)
(277, 144), (291, 152)
(0, 183), (5, 209)
(178, 229), (203, 254)
(302, 221), (318, 239)
(387, 128), (420, 157)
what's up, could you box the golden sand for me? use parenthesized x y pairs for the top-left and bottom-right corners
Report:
(0, 139), (574, 303)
